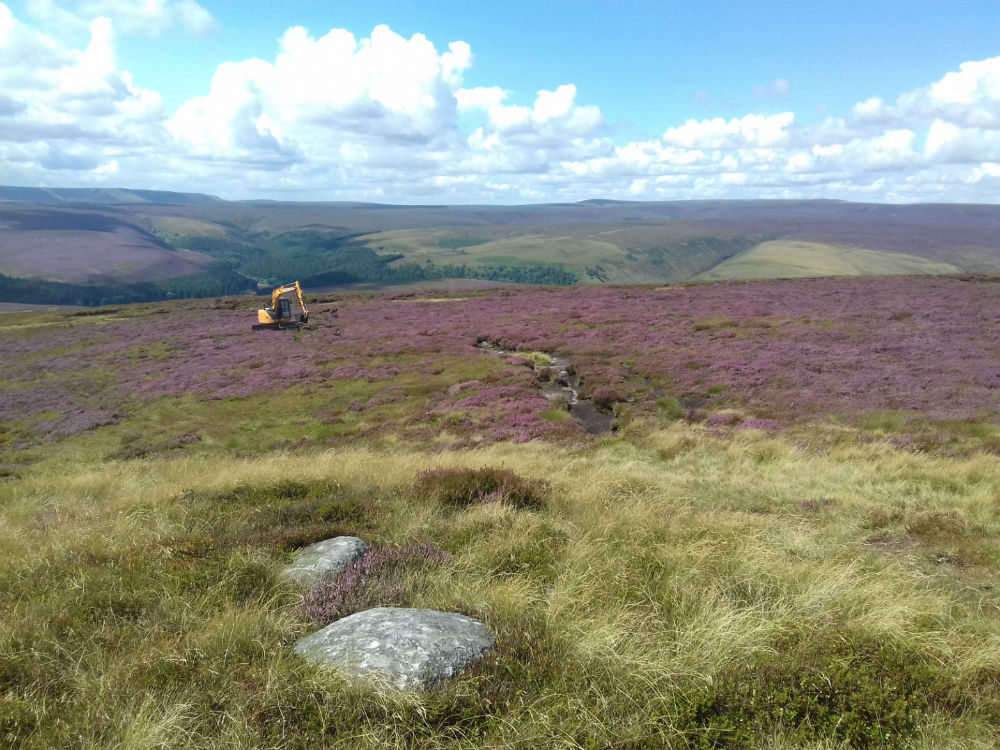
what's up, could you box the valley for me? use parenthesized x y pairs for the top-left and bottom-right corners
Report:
(3, 189), (1000, 306)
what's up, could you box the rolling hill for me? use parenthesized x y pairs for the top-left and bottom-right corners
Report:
(694, 240), (963, 280)
(2, 187), (999, 304)
(0, 207), (215, 284)
(0, 185), (223, 206)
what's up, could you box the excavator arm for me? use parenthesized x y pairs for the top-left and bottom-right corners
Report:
(270, 281), (309, 320)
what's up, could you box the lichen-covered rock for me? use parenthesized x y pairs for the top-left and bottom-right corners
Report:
(283, 536), (368, 586)
(294, 607), (494, 690)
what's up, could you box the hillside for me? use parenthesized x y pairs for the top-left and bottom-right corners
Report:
(695, 240), (963, 280)
(0, 185), (223, 205)
(2, 276), (999, 748)
(2, 188), (1000, 304)
(0, 207), (216, 284)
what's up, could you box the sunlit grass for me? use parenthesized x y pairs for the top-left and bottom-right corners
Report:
(2, 422), (1000, 748)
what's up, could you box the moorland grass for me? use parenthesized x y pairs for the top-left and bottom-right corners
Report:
(2, 423), (1000, 748)
(695, 240), (961, 281)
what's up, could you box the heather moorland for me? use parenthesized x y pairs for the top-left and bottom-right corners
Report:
(4, 191), (1000, 306)
(1, 275), (999, 749)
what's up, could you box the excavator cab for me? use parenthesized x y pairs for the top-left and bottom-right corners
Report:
(275, 298), (292, 320)
(253, 281), (310, 330)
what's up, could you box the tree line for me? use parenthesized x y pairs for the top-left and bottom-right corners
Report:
(0, 267), (250, 307)
(1, 232), (579, 306)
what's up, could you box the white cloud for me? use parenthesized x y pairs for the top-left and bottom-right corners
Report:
(455, 85), (506, 110)
(967, 162), (1000, 185)
(813, 143), (844, 157)
(627, 178), (647, 194)
(27, 0), (215, 36)
(928, 57), (1000, 107)
(0, 3), (14, 40)
(662, 113), (795, 149)
(457, 82), (604, 152)
(440, 41), (471, 87)
(852, 95), (891, 124)
(167, 22), (472, 165)
(2, 6), (1000, 204)
(0, 5), (162, 149)
(924, 118), (1000, 163)
(852, 55), (1000, 130)
(533, 84), (575, 121)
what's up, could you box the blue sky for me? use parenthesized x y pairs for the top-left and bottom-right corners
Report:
(125, 1), (998, 133)
(1, 0), (999, 203)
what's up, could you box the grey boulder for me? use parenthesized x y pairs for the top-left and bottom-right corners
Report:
(294, 607), (494, 690)
(283, 536), (368, 586)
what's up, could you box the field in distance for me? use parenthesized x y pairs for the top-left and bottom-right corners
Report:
(3, 188), (1000, 305)
(694, 239), (963, 280)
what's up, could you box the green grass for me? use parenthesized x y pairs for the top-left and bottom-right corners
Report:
(696, 241), (962, 280)
(361, 227), (697, 284)
(4, 288), (1000, 747)
(540, 405), (572, 422)
(3, 423), (1000, 748)
(4, 345), (513, 466)
(357, 229), (971, 286)
(436, 238), (491, 250)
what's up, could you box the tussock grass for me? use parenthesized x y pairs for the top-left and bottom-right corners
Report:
(3, 425), (1000, 748)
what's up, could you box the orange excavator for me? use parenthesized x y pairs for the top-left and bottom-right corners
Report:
(252, 281), (310, 330)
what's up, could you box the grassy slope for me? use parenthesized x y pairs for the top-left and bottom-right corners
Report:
(2, 427), (1000, 748)
(2, 284), (1000, 748)
(147, 215), (229, 240)
(360, 223), (753, 283)
(696, 240), (962, 280)
(384, 231), (628, 279)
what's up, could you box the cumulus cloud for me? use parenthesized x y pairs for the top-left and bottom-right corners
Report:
(547, 55), (1000, 203)
(3, 4), (1000, 204)
(662, 112), (795, 149)
(852, 56), (1000, 130)
(457, 82), (604, 144)
(0, 6), (182, 194)
(924, 118), (1000, 163)
(26, 0), (215, 36)
(167, 23), (474, 170)
(0, 4), (162, 166)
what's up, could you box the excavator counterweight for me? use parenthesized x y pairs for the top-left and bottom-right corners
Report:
(252, 281), (310, 330)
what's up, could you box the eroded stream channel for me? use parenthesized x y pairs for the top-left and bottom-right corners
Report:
(476, 342), (615, 436)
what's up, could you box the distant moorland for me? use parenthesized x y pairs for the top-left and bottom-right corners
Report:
(2, 186), (999, 305)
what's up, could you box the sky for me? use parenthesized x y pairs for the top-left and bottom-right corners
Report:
(1, 0), (999, 204)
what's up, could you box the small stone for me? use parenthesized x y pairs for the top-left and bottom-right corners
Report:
(294, 607), (494, 691)
(283, 536), (368, 586)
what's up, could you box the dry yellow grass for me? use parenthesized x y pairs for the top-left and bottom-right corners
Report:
(3, 424), (1000, 747)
